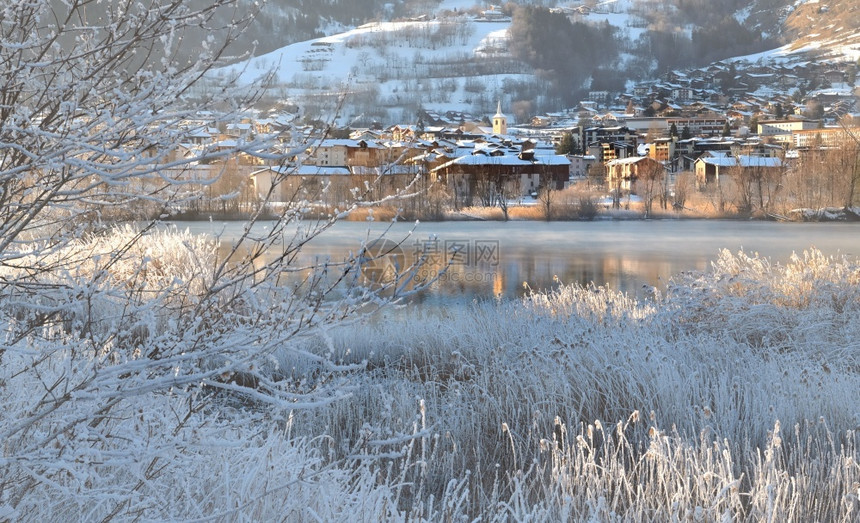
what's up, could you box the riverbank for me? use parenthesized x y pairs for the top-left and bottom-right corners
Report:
(167, 201), (860, 223)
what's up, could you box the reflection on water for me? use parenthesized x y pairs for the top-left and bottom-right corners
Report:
(168, 219), (860, 305)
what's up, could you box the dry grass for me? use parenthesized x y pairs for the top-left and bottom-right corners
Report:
(509, 204), (546, 220)
(335, 187), (793, 222)
(448, 205), (505, 220)
(340, 205), (402, 222)
(679, 190), (740, 218)
(446, 204), (549, 221)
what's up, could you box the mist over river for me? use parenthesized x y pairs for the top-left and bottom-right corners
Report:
(169, 219), (860, 305)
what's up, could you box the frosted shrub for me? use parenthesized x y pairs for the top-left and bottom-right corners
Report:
(666, 248), (860, 359)
(2, 220), (859, 522)
(0, 225), (218, 350)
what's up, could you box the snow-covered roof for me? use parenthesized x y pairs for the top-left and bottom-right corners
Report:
(533, 154), (573, 165)
(351, 165), (420, 175)
(185, 128), (212, 138)
(312, 139), (383, 148)
(432, 152), (570, 171)
(696, 155), (782, 168)
(606, 156), (656, 166)
(294, 165), (351, 176)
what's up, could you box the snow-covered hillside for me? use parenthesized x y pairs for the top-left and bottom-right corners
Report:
(212, 0), (859, 125)
(214, 0), (654, 125)
(216, 15), (525, 125)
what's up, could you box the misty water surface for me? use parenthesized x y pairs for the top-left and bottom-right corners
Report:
(170, 219), (860, 306)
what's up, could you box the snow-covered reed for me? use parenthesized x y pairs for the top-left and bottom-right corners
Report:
(287, 247), (860, 520)
(2, 239), (859, 520)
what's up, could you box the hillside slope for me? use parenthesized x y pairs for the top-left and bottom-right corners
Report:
(213, 0), (859, 124)
(216, 16), (520, 125)
(783, 0), (860, 59)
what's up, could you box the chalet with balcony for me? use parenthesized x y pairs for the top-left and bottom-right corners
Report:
(646, 138), (676, 163)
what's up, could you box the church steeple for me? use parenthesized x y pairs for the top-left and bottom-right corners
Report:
(492, 100), (507, 135)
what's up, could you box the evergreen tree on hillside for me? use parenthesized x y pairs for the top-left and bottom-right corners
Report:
(774, 103), (785, 119)
(555, 132), (578, 155)
(508, 6), (619, 99)
(691, 16), (771, 65)
(749, 116), (760, 134)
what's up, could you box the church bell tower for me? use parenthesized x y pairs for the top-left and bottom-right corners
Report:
(492, 101), (507, 135)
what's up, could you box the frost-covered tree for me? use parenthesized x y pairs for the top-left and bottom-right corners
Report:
(0, 1), (429, 518)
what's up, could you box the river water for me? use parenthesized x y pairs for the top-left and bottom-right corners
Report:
(170, 219), (860, 306)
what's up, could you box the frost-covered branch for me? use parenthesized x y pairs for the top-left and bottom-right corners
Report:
(0, 1), (445, 518)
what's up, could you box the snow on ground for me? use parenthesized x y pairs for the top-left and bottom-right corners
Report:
(214, 0), (853, 124)
(475, 28), (509, 54)
(217, 0), (651, 94)
(214, 16), (520, 122)
(726, 41), (822, 64)
(734, 4), (753, 24)
(834, 38), (860, 61)
(730, 33), (860, 64)
(437, 0), (482, 11)
(219, 19), (511, 84)
(581, 0), (649, 41)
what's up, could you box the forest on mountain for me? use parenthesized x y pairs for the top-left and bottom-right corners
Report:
(634, 16), (775, 73)
(505, 1), (788, 101)
(645, 0), (788, 66)
(508, 6), (618, 100)
(218, 0), (395, 57)
(73, 0), (854, 88)
(48, 0), (412, 62)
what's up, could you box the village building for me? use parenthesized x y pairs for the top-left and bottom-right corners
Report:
(588, 141), (636, 163)
(430, 144), (570, 207)
(645, 138), (676, 163)
(492, 101), (508, 136)
(605, 156), (664, 193)
(567, 154), (598, 179)
(792, 127), (859, 149)
(757, 119), (821, 143)
(305, 139), (387, 167)
(623, 117), (670, 135)
(582, 126), (638, 146)
(694, 155), (783, 187)
(666, 117), (727, 137)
